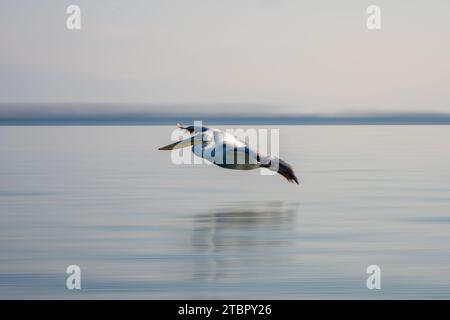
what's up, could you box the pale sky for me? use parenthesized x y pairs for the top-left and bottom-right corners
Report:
(0, 0), (449, 114)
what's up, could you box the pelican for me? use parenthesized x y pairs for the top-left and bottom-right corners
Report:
(158, 124), (299, 184)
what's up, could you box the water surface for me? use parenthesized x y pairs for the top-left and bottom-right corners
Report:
(0, 125), (449, 299)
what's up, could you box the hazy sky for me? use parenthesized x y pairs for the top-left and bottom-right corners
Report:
(0, 0), (449, 114)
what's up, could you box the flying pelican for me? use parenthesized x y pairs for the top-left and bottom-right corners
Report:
(158, 124), (299, 184)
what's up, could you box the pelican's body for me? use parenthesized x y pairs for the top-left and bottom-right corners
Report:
(192, 127), (260, 170)
(159, 124), (299, 184)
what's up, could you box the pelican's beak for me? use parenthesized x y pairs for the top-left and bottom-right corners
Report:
(158, 135), (202, 150)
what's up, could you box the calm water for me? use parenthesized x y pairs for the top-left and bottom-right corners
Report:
(0, 125), (450, 299)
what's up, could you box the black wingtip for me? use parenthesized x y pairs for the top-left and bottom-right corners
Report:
(276, 158), (299, 185)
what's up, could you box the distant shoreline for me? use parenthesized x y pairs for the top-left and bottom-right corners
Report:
(2, 116), (450, 126)
(1, 103), (450, 125)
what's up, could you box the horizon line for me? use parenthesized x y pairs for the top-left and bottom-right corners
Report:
(1, 103), (450, 125)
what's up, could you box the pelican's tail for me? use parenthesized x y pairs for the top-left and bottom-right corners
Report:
(278, 158), (299, 184)
(262, 158), (299, 184)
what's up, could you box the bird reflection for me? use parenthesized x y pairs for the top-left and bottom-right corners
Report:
(191, 201), (299, 282)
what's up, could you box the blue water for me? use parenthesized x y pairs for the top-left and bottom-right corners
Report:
(0, 125), (450, 299)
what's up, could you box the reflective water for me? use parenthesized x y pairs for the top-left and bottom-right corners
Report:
(0, 125), (450, 299)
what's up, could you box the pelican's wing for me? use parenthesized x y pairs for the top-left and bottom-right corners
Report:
(222, 130), (299, 183)
(230, 144), (261, 166)
(210, 128), (299, 183)
(208, 142), (260, 166)
(211, 129), (261, 166)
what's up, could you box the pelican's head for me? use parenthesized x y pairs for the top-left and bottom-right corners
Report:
(158, 123), (208, 151)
